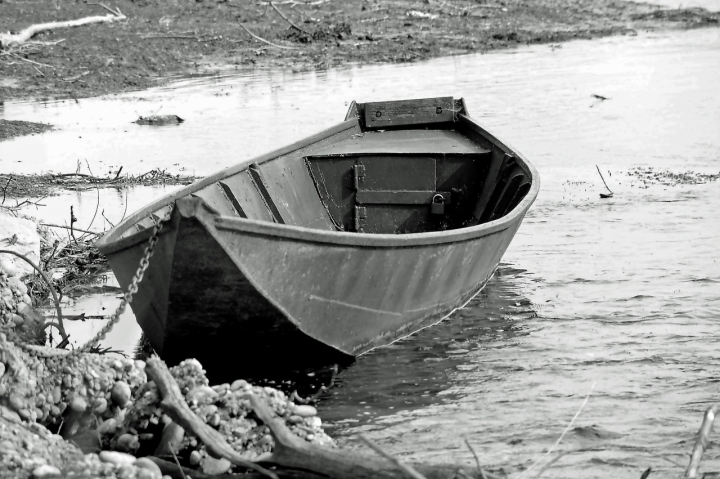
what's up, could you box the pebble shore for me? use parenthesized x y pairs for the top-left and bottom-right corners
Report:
(0, 258), (332, 479)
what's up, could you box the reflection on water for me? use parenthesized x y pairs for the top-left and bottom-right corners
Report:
(320, 265), (532, 430)
(3, 27), (720, 479)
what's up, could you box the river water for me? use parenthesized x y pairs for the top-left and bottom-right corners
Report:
(1, 27), (719, 479)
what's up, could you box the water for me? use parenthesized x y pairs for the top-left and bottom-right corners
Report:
(2, 27), (720, 479)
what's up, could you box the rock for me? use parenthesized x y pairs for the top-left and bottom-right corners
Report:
(116, 463), (136, 479)
(111, 381), (131, 407)
(69, 396), (87, 413)
(31, 465), (61, 477)
(208, 413), (221, 427)
(116, 433), (139, 452)
(17, 303), (43, 325)
(201, 456), (232, 475)
(293, 405), (317, 417)
(8, 393), (25, 412)
(154, 422), (184, 456)
(0, 259), (19, 277)
(93, 397), (108, 414)
(0, 212), (42, 277)
(10, 313), (24, 326)
(134, 457), (162, 478)
(257, 434), (273, 447)
(288, 415), (303, 424)
(99, 450), (136, 467)
(230, 379), (248, 391)
(0, 439), (15, 454)
(97, 418), (117, 435)
(189, 450), (202, 466)
(186, 385), (217, 403)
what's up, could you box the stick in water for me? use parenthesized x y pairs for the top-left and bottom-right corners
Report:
(686, 403), (720, 478)
(516, 382), (596, 479)
(596, 165), (614, 198)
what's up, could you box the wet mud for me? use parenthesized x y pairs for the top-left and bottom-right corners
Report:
(0, 119), (53, 142)
(1, 0), (718, 102)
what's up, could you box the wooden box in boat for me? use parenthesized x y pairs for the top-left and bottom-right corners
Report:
(96, 97), (539, 380)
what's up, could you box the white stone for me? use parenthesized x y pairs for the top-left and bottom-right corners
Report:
(133, 457), (162, 479)
(201, 456), (232, 475)
(292, 405), (317, 417)
(31, 464), (61, 478)
(99, 450), (136, 466)
(0, 213), (41, 278)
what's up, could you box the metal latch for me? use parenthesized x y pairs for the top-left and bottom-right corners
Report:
(353, 164), (365, 190)
(354, 206), (367, 232)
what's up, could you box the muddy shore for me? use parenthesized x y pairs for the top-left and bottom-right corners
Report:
(1, 0), (718, 106)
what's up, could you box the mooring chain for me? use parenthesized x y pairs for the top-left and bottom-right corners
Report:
(20, 212), (170, 360)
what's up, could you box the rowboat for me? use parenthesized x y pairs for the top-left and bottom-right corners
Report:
(97, 97), (539, 380)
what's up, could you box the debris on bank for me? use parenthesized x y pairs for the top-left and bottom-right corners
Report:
(0, 169), (198, 200)
(0, 332), (332, 478)
(133, 115), (184, 126)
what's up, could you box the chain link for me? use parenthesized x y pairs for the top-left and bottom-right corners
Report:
(21, 212), (170, 360)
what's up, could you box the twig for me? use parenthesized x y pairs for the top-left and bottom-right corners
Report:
(119, 188), (129, 223)
(238, 24), (298, 49)
(8, 53), (55, 69)
(83, 159), (101, 237)
(533, 451), (569, 478)
(685, 403), (720, 478)
(357, 435), (428, 479)
(87, 2), (121, 16)
(69, 206), (78, 244)
(517, 382), (596, 479)
(464, 439), (496, 479)
(169, 449), (188, 479)
(596, 165), (614, 198)
(40, 223), (101, 235)
(33, 66), (45, 77)
(270, 2), (307, 32)
(0, 249), (68, 345)
(1, 177), (13, 205)
(61, 71), (90, 83)
(101, 210), (115, 228)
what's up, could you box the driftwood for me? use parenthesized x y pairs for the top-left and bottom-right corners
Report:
(145, 357), (488, 479)
(0, 10), (125, 49)
(144, 358), (279, 479)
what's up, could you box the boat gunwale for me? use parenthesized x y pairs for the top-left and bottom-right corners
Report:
(97, 109), (540, 254)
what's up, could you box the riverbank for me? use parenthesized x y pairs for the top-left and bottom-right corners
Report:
(1, 0), (718, 104)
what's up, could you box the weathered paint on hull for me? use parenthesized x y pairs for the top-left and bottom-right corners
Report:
(146, 197), (524, 379)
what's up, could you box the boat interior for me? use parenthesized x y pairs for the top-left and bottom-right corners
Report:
(120, 97), (532, 238)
